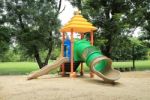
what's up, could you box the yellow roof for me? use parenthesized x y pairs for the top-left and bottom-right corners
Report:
(60, 11), (97, 33)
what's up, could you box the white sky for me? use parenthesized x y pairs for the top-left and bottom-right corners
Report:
(58, 0), (76, 25)
(133, 27), (141, 37)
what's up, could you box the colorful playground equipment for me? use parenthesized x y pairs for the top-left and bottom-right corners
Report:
(27, 11), (120, 82)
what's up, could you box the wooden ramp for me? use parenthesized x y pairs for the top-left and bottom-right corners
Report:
(27, 57), (69, 80)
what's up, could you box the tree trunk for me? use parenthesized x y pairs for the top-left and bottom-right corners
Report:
(103, 7), (112, 58)
(33, 46), (45, 69)
(103, 34), (112, 58)
(44, 32), (53, 65)
(132, 45), (135, 70)
(105, 43), (112, 57)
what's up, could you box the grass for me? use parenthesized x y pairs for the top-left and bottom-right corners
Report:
(0, 60), (150, 75)
(112, 60), (150, 70)
(0, 62), (38, 75)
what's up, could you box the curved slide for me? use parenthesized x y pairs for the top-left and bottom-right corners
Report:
(74, 39), (120, 82)
(89, 56), (120, 82)
(27, 57), (69, 80)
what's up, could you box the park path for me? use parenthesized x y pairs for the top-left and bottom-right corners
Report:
(0, 71), (150, 100)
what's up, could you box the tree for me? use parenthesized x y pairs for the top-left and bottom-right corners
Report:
(69, 0), (131, 57)
(1, 0), (63, 68)
(0, 26), (12, 60)
(0, 1), (12, 60)
(111, 36), (148, 61)
(139, 0), (150, 47)
(69, 0), (149, 58)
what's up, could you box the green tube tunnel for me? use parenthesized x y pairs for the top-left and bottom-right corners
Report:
(74, 39), (108, 72)
(74, 39), (120, 82)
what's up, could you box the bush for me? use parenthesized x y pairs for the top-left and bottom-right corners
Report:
(50, 48), (61, 60)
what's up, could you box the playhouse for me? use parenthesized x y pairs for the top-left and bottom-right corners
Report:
(27, 11), (120, 82)
(60, 11), (96, 77)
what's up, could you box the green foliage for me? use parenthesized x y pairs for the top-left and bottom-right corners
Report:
(0, 0), (62, 67)
(0, 49), (19, 62)
(0, 47), (34, 62)
(0, 26), (12, 59)
(148, 49), (150, 59)
(50, 48), (61, 60)
(69, 0), (134, 57)
(69, 0), (150, 59)
(111, 37), (148, 60)
(4, 0), (60, 56)
(1, 0), (150, 64)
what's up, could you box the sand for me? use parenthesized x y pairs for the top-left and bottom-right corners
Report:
(0, 71), (150, 100)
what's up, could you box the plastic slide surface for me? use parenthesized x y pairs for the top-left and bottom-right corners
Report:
(27, 57), (69, 80)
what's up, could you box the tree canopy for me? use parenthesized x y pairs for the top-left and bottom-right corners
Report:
(0, 0), (149, 67)
(69, 0), (150, 59)
(0, 0), (62, 68)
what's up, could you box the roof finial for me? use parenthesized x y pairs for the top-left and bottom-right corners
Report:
(74, 10), (81, 15)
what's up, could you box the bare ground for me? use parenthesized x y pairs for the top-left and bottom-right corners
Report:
(0, 71), (150, 100)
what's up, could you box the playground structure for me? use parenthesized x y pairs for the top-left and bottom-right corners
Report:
(27, 11), (120, 82)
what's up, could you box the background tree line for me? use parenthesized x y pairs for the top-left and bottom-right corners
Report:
(0, 0), (150, 68)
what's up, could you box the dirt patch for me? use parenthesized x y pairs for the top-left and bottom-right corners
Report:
(0, 71), (150, 100)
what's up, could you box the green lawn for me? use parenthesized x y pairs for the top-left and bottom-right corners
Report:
(0, 62), (38, 75)
(112, 60), (150, 70)
(0, 60), (149, 75)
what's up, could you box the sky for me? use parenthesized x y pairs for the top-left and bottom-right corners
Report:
(58, 0), (76, 25)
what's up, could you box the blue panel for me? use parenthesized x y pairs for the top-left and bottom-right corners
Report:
(64, 39), (71, 60)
